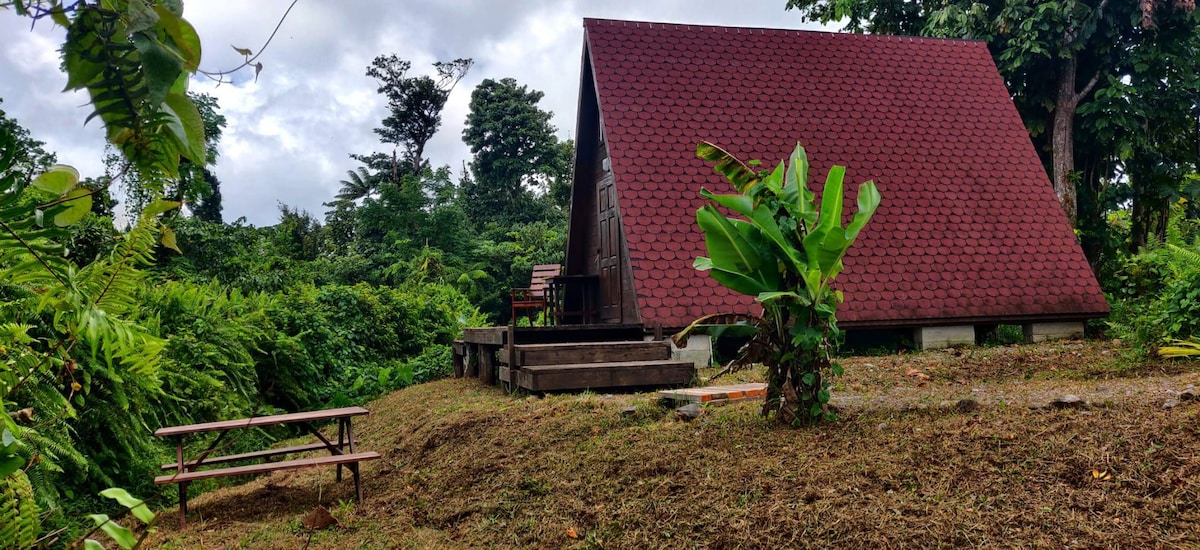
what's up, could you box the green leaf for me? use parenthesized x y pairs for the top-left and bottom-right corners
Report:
(781, 143), (817, 223)
(50, 7), (71, 27)
(132, 33), (183, 107)
(696, 205), (778, 296)
(802, 167), (849, 278)
(91, 513), (137, 548)
(697, 141), (761, 193)
(814, 166), (847, 238)
(124, 0), (159, 33)
(757, 291), (806, 305)
(161, 0), (184, 15)
(62, 12), (107, 91)
(0, 455), (23, 478)
(162, 92), (207, 165)
(1, 429), (16, 447)
(52, 187), (93, 227)
(155, 5), (202, 71)
(844, 180), (881, 243)
(32, 165), (81, 196)
(99, 487), (156, 525)
(160, 225), (181, 253)
(702, 187), (805, 273)
(814, 301), (837, 318)
(801, 372), (816, 386)
(831, 362), (845, 376)
(762, 160), (785, 195)
(82, 540), (106, 550)
(700, 189), (755, 218)
(143, 199), (181, 218)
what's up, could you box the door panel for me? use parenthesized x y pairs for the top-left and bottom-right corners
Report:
(598, 171), (621, 322)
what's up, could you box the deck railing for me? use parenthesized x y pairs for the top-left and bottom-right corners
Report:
(545, 274), (599, 325)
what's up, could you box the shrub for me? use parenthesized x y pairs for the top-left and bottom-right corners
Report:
(1108, 243), (1200, 354)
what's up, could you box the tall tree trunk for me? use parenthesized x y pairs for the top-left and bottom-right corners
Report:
(1052, 54), (1103, 229)
(1130, 191), (1148, 253)
(1053, 58), (1080, 227)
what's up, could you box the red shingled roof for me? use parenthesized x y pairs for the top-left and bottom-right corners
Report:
(582, 18), (1109, 329)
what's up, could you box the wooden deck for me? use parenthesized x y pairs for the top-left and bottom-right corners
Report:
(454, 324), (694, 392)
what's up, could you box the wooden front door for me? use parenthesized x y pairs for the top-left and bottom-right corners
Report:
(597, 171), (621, 322)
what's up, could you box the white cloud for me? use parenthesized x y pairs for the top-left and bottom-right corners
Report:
(0, 1), (826, 226)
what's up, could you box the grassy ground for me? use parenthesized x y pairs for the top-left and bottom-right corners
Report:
(145, 340), (1200, 549)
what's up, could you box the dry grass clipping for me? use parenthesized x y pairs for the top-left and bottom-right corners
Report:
(147, 341), (1200, 549)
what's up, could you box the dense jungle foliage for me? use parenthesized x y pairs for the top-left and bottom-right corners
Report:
(0, 1), (568, 546)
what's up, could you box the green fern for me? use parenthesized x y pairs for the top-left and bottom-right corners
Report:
(1164, 244), (1200, 276)
(0, 469), (39, 550)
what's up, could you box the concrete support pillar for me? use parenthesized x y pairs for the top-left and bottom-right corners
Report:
(1023, 321), (1085, 343)
(661, 334), (712, 368)
(914, 325), (975, 350)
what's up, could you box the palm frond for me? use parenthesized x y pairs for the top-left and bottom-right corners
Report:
(1159, 339), (1200, 359)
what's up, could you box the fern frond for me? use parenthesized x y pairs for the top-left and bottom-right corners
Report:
(1164, 244), (1200, 277)
(74, 219), (157, 316)
(0, 469), (39, 550)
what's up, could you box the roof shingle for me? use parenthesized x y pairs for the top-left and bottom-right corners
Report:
(583, 18), (1109, 329)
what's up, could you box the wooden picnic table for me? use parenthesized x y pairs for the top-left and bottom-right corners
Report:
(154, 406), (379, 528)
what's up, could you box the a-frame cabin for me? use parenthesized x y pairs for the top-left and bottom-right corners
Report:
(564, 18), (1108, 347)
(455, 18), (1110, 393)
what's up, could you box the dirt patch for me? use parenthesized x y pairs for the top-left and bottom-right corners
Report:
(146, 340), (1200, 549)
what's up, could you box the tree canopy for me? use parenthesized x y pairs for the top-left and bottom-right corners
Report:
(785, 0), (1200, 260)
(461, 77), (568, 226)
(367, 54), (472, 174)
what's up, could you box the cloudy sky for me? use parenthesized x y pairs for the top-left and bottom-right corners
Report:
(0, 1), (825, 226)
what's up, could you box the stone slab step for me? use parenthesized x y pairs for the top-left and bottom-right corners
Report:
(657, 383), (768, 405)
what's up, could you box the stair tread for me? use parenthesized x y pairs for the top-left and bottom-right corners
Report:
(512, 340), (668, 349)
(522, 360), (693, 371)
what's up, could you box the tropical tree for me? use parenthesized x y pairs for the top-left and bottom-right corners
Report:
(784, 0), (1200, 254)
(461, 77), (566, 226)
(336, 166), (379, 203)
(0, 98), (56, 183)
(547, 139), (576, 211)
(191, 167), (223, 223)
(676, 142), (880, 426)
(367, 54), (472, 174)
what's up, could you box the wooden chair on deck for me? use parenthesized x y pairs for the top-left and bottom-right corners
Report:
(510, 264), (561, 326)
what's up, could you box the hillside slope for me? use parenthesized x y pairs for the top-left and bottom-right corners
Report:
(149, 341), (1200, 548)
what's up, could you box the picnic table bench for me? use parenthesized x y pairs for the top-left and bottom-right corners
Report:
(154, 406), (380, 527)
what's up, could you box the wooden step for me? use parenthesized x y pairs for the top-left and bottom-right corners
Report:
(517, 360), (694, 391)
(500, 340), (672, 366)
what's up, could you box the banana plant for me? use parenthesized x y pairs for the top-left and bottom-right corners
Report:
(682, 141), (880, 425)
